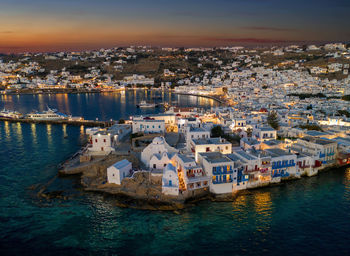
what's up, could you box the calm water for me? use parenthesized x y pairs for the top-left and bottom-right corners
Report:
(0, 90), (218, 121)
(0, 92), (349, 256)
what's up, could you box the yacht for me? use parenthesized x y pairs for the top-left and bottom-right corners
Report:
(0, 109), (23, 119)
(26, 107), (69, 120)
(137, 101), (157, 108)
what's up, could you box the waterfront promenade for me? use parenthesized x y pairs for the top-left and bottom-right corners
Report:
(0, 117), (114, 127)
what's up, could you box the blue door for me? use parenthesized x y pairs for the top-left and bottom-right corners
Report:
(169, 180), (172, 186)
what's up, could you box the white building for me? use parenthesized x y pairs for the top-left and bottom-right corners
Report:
(162, 163), (179, 196)
(198, 152), (237, 194)
(174, 154), (210, 192)
(189, 137), (232, 162)
(107, 159), (132, 185)
(88, 131), (115, 155)
(253, 126), (277, 142)
(141, 137), (178, 167)
(132, 119), (165, 134)
(185, 127), (210, 150)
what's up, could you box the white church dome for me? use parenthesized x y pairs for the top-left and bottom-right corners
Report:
(152, 136), (164, 145)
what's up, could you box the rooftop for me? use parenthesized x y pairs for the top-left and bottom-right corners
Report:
(233, 150), (257, 161)
(199, 152), (233, 164)
(264, 148), (294, 157)
(112, 159), (131, 169)
(192, 137), (229, 145)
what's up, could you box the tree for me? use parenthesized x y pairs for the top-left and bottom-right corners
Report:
(118, 119), (125, 124)
(211, 125), (224, 138)
(267, 110), (280, 130)
(341, 95), (350, 101)
(246, 127), (253, 137)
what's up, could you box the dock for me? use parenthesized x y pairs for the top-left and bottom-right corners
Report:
(0, 117), (115, 127)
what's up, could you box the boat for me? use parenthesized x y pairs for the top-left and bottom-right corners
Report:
(0, 108), (23, 119)
(137, 101), (157, 108)
(26, 106), (69, 120)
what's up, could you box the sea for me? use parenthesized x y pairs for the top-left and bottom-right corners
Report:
(0, 91), (349, 256)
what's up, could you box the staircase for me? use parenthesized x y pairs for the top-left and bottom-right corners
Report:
(177, 170), (187, 191)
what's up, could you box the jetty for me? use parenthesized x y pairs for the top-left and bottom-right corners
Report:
(0, 117), (114, 127)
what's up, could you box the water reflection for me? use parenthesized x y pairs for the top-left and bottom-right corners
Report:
(31, 123), (37, 145)
(4, 121), (10, 139)
(254, 192), (272, 217)
(80, 125), (85, 142)
(253, 192), (272, 236)
(47, 124), (52, 148)
(344, 168), (350, 200)
(63, 124), (67, 138)
(15, 122), (23, 147)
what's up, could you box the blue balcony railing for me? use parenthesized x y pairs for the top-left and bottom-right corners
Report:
(272, 162), (295, 169)
(319, 153), (326, 158)
(213, 179), (233, 184)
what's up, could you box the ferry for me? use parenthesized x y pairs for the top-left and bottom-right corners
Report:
(26, 107), (69, 120)
(137, 101), (157, 108)
(0, 109), (23, 119)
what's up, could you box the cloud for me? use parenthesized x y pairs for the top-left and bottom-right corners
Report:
(242, 26), (296, 32)
(0, 30), (14, 34)
(203, 37), (292, 43)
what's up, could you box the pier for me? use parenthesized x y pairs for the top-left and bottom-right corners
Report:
(0, 117), (114, 127)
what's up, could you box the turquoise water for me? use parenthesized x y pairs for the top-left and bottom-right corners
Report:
(0, 92), (350, 255)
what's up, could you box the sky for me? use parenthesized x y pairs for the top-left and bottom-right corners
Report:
(0, 0), (349, 53)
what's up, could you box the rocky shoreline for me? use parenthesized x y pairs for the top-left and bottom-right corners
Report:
(54, 151), (350, 211)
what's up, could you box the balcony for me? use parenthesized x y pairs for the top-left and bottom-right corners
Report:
(213, 179), (233, 184)
(319, 153), (326, 158)
(272, 162), (295, 169)
(213, 168), (233, 175)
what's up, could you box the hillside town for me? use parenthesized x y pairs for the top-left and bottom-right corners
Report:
(3, 42), (350, 205)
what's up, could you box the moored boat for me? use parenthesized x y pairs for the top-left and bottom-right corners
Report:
(0, 108), (23, 119)
(26, 106), (69, 120)
(137, 101), (157, 108)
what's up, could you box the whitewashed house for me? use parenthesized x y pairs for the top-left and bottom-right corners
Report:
(190, 137), (232, 162)
(88, 131), (115, 155)
(186, 127), (211, 150)
(253, 126), (277, 142)
(107, 159), (132, 185)
(132, 119), (165, 134)
(162, 163), (179, 196)
(198, 152), (237, 194)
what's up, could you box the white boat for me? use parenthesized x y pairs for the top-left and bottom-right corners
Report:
(0, 108), (23, 119)
(26, 107), (69, 120)
(137, 101), (157, 108)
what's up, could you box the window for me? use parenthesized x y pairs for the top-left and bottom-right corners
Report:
(103, 139), (106, 143)
(169, 180), (172, 186)
(164, 164), (166, 167)
(153, 164), (156, 168)
(95, 139), (98, 143)
(159, 125), (161, 128)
